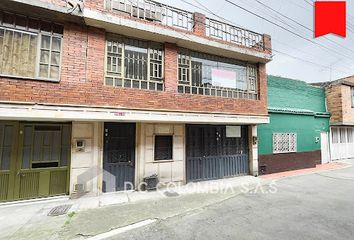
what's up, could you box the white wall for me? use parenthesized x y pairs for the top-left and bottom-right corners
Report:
(249, 125), (259, 176)
(136, 123), (186, 186)
(70, 122), (103, 196)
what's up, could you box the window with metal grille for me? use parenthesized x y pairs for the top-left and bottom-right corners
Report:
(273, 133), (297, 154)
(154, 135), (173, 160)
(351, 87), (354, 108)
(105, 35), (164, 91)
(177, 49), (258, 99)
(0, 11), (63, 81)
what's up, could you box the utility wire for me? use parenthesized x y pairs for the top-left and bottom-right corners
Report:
(253, 0), (354, 56)
(179, 0), (353, 76)
(306, 0), (354, 34)
(224, 0), (354, 65)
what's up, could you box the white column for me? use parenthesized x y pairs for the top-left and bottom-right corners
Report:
(249, 125), (259, 176)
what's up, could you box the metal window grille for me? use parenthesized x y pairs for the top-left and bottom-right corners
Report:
(177, 50), (258, 100)
(154, 135), (173, 160)
(105, 35), (164, 91)
(273, 133), (297, 154)
(0, 11), (63, 81)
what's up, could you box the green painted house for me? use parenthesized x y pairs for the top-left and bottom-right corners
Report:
(258, 75), (330, 175)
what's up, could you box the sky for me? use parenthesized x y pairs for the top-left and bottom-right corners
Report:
(157, 0), (354, 83)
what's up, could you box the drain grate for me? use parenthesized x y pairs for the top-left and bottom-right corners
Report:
(163, 191), (179, 197)
(48, 204), (73, 216)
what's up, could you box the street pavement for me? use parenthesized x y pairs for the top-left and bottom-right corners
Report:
(110, 163), (354, 240)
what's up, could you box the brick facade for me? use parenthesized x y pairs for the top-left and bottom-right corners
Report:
(0, 22), (268, 115)
(324, 76), (354, 125)
(326, 84), (343, 124)
(0, 0), (271, 116)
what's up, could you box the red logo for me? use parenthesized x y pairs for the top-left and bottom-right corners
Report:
(315, 1), (346, 38)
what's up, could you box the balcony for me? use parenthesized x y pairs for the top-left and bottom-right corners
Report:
(104, 0), (267, 53)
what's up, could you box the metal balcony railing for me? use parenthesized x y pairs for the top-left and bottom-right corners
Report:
(104, 0), (265, 51)
(105, 0), (194, 31)
(205, 18), (264, 51)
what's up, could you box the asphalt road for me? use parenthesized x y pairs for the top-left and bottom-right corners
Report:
(112, 164), (354, 240)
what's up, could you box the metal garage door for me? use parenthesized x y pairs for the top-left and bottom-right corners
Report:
(186, 125), (249, 182)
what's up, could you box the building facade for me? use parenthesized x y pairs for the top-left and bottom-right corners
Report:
(258, 76), (330, 175)
(318, 76), (354, 161)
(0, 0), (271, 201)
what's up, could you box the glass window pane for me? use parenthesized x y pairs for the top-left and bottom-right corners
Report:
(105, 77), (113, 85)
(15, 15), (27, 30)
(52, 37), (61, 51)
(41, 21), (52, 33)
(154, 136), (173, 160)
(50, 66), (59, 79)
(32, 132), (42, 162)
(41, 35), (51, 49)
(28, 18), (40, 32)
(1, 147), (11, 170)
(39, 64), (49, 78)
(52, 24), (64, 35)
(3, 12), (15, 27)
(40, 50), (50, 64)
(51, 52), (60, 65)
(61, 147), (69, 167)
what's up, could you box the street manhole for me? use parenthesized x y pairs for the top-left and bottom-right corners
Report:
(48, 204), (73, 216)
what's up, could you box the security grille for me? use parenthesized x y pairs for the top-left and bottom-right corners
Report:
(273, 133), (297, 154)
(105, 35), (164, 91)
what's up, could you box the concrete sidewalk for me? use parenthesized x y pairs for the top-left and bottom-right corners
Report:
(0, 162), (350, 240)
(0, 175), (260, 240)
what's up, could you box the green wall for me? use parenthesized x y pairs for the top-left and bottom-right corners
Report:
(267, 75), (327, 113)
(258, 76), (330, 155)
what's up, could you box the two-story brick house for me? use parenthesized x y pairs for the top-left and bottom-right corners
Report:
(0, 0), (272, 202)
(315, 76), (354, 161)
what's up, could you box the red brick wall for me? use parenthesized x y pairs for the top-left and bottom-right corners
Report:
(193, 12), (206, 36)
(0, 22), (268, 115)
(259, 150), (322, 175)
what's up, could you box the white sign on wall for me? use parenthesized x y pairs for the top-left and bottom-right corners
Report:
(226, 126), (241, 138)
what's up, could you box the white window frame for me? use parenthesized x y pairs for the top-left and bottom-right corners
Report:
(104, 34), (165, 91)
(0, 12), (63, 82)
(272, 132), (297, 154)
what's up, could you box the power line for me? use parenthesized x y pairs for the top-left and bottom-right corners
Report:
(224, 0), (354, 64)
(306, 0), (354, 34)
(252, 0), (354, 56)
(179, 0), (353, 76)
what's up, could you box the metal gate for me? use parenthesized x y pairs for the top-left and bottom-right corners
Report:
(0, 122), (70, 202)
(103, 123), (135, 192)
(186, 125), (249, 182)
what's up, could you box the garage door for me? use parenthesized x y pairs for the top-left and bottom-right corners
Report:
(0, 122), (71, 202)
(186, 125), (249, 182)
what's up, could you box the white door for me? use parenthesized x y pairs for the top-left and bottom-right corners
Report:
(330, 127), (354, 160)
(321, 132), (330, 164)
